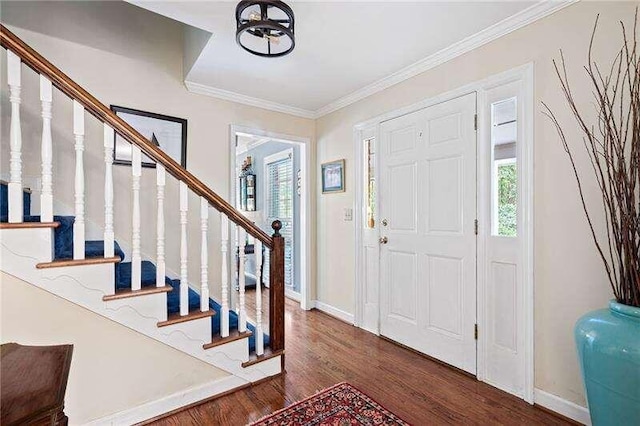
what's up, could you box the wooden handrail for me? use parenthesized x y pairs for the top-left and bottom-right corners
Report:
(0, 24), (273, 248)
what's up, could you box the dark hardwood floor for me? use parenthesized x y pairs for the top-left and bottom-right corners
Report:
(149, 298), (571, 425)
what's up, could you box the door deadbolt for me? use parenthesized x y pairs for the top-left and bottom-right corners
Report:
(382, 219), (388, 226)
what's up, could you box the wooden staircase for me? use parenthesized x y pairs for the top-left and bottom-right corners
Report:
(0, 24), (285, 388)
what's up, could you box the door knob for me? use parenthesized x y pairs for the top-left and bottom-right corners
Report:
(379, 236), (388, 244)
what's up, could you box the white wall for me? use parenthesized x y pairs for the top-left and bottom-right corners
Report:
(315, 1), (635, 408)
(0, 1), (316, 301)
(0, 272), (229, 424)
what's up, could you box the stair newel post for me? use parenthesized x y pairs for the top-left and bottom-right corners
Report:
(179, 181), (189, 316)
(200, 197), (209, 312)
(269, 220), (285, 352)
(131, 146), (142, 290)
(72, 101), (85, 259)
(238, 226), (247, 333)
(220, 214), (230, 337)
(103, 124), (114, 258)
(255, 239), (264, 356)
(7, 51), (22, 223)
(156, 164), (166, 287)
(40, 76), (54, 223)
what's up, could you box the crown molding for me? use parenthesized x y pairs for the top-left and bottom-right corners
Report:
(314, 0), (577, 117)
(185, 80), (317, 119)
(185, 0), (576, 120)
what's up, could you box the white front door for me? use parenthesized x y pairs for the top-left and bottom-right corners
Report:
(379, 92), (477, 374)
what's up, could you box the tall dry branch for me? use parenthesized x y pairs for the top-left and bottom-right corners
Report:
(542, 9), (640, 307)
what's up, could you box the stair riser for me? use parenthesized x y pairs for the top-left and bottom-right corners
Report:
(0, 228), (54, 267)
(106, 293), (168, 323)
(158, 318), (212, 347)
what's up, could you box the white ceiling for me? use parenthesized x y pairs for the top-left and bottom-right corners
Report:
(128, 1), (565, 117)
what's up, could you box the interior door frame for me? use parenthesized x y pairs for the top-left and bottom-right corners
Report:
(353, 63), (534, 403)
(229, 124), (312, 311)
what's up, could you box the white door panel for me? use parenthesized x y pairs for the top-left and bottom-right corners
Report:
(380, 93), (477, 374)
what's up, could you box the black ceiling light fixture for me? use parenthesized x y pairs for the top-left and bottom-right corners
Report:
(235, 0), (295, 58)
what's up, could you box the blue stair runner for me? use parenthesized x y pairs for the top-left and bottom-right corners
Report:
(1, 183), (267, 352)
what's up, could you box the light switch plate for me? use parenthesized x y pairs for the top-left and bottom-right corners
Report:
(344, 208), (353, 221)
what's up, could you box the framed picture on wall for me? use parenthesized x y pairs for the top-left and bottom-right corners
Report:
(110, 105), (187, 168)
(321, 159), (345, 193)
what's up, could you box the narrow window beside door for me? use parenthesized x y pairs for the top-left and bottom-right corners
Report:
(491, 98), (518, 237)
(365, 137), (376, 229)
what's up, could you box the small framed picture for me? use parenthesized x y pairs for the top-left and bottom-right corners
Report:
(321, 159), (345, 193)
(111, 105), (187, 168)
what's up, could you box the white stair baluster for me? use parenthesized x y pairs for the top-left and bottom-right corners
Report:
(238, 226), (247, 333)
(7, 51), (22, 223)
(131, 146), (142, 290)
(40, 76), (53, 223)
(103, 124), (114, 257)
(72, 101), (85, 259)
(180, 181), (189, 316)
(200, 198), (209, 311)
(156, 164), (166, 287)
(254, 239), (264, 355)
(220, 214), (230, 337)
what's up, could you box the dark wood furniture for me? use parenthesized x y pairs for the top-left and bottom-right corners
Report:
(1, 343), (73, 425)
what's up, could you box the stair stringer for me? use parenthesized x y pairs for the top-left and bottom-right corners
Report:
(0, 228), (282, 384)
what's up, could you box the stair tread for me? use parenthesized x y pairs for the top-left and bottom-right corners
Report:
(0, 221), (59, 229)
(203, 330), (253, 350)
(242, 348), (284, 368)
(36, 256), (121, 269)
(157, 309), (215, 327)
(103, 285), (173, 301)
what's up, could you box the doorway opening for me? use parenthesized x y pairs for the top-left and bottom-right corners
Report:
(229, 125), (311, 323)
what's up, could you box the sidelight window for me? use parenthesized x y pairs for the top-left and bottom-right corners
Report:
(491, 98), (517, 237)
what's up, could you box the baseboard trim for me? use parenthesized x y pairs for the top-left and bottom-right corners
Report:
(534, 388), (591, 425)
(86, 375), (247, 426)
(311, 300), (355, 324)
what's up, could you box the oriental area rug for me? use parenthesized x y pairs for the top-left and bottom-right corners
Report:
(250, 382), (410, 425)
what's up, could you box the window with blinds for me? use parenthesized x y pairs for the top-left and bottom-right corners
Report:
(265, 152), (295, 289)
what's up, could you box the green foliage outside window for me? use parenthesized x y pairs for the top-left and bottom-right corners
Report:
(498, 163), (517, 237)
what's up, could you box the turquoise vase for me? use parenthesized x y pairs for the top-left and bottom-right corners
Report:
(574, 301), (640, 426)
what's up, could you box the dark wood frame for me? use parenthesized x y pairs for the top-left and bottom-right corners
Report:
(110, 105), (187, 169)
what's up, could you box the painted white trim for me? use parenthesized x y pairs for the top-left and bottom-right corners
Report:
(312, 300), (355, 324)
(185, 81), (316, 119)
(229, 125), (312, 311)
(353, 125), (379, 333)
(186, 1), (575, 119)
(85, 375), (247, 426)
(534, 388), (591, 425)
